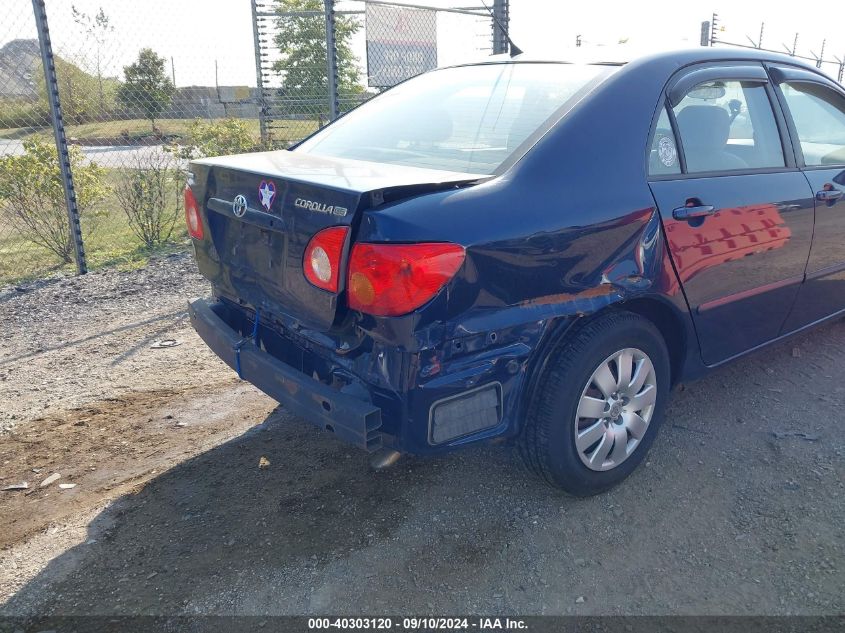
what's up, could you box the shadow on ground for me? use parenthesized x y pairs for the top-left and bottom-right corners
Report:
(2, 322), (844, 617)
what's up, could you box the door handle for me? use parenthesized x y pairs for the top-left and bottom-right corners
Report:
(816, 188), (843, 202)
(672, 204), (716, 221)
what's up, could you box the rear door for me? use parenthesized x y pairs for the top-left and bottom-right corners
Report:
(648, 63), (815, 365)
(770, 67), (845, 329)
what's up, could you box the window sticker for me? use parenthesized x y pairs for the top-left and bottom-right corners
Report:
(658, 135), (678, 168)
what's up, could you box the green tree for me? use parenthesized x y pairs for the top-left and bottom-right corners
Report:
(272, 0), (363, 117)
(0, 140), (108, 263)
(36, 57), (101, 125)
(117, 48), (175, 131)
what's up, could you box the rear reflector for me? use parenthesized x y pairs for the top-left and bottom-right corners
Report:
(347, 242), (465, 317)
(303, 226), (349, 293)
(429, 383), (502, 444)
(184, 186), (203, 240)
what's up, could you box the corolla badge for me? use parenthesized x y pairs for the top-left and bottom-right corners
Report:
(258, 179), (277, 211)
(294, 197), (348, 216)
(232, 194), (248, 218)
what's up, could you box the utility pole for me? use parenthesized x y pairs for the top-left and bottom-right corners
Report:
(32, 0), (87, 274)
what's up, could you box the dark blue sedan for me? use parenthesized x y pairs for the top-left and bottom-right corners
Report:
(185, 48), (845, 495)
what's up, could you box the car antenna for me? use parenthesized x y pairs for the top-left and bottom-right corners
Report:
(478, 1), (522, 57)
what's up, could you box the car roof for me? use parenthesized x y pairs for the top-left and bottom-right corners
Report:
(452, 46), (833, 80)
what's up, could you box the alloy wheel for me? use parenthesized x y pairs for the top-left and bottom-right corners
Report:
(574, 348), (658, 472)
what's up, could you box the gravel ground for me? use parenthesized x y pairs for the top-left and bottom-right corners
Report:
(0, 253), (842, 616)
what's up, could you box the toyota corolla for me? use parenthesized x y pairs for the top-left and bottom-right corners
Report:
(185, 48), (845, 495)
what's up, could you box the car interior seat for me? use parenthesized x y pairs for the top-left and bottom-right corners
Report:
(676, 105), (749, 172)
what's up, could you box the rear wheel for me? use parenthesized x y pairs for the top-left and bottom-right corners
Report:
(518, 311), (671, 496)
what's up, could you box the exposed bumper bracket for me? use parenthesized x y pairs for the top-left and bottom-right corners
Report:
(188, 298), (383, 452)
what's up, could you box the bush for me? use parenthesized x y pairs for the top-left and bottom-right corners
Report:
(0, 140), (108, 263)
(0, 99), (50, 130)
(168, 117), (260, 160)
(114, 153), (183, 248)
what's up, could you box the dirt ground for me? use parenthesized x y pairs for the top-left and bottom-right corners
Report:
(0, 253), (842, 616)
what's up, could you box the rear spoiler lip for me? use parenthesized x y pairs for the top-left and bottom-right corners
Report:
(189, 151), (492, 197)
(369, 177), (489, 210)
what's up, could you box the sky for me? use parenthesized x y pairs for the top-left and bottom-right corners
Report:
(2, 0), (844, 88)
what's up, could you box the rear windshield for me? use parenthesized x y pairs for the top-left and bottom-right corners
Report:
(296, 63), (613, 175)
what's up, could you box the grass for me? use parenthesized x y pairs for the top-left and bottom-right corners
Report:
(0, 227), (188, 285)
(0, 168), (189, 285)
(0, 117), (320, 145)
(0, 118), (244, 143)
(1, 119), (170, 142)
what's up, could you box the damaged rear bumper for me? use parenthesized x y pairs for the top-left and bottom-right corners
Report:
(188, 298), (383, 451)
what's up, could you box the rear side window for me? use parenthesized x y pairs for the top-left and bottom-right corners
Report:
(779, 82), (845, 166)
(672, 80), (785, 173)
(648, 107), (681, 175)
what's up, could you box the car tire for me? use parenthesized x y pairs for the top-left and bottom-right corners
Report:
(518, 310), (671, 496)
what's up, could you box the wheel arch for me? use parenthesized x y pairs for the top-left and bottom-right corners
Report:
(519, 294), (690, 431)
(617, 296), (688, 386)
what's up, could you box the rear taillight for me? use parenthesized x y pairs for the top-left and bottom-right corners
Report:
(184, 186), (203, 240)
(347, 243), (465, 317)
(303, 226), (349, 292)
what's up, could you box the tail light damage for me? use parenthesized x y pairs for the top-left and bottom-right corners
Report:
(305, 229), (466, 317)
(347, 242), (465, 317)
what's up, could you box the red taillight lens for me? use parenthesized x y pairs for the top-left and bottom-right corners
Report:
(303, 226), (349, 292)
(347, 242), (465, 316)
(184, 186), (203, 240)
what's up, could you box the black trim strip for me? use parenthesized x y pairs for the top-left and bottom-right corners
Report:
(806, 261), (845, 281)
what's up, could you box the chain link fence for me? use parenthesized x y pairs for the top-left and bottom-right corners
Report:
(0, 0), (268, 284)
(0, 0), (55, 283)
(253, 0), (495, 148)
(0, 0), (498, 285)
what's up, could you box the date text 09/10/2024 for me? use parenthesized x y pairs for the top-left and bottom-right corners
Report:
(307, 617), (528, 630)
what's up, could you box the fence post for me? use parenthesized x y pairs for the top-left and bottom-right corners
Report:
(710, 12), (719, 46)
(31, 0), (87, 274)
(817, 39), (826, 68)
(251, 0), (269, 146)
(324, 0), (339, 121)
(492, 0), (509, 55)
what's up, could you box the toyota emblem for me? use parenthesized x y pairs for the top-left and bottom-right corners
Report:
(232, 194), (248, 218)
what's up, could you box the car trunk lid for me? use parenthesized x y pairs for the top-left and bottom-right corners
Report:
(190, 150), (483, 331)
